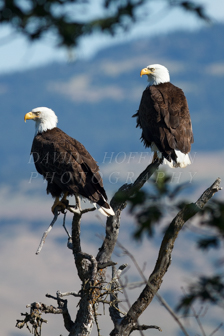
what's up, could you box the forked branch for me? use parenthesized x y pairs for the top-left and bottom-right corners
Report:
(97, 160), (161, 265)
(110, 178), (222, 336)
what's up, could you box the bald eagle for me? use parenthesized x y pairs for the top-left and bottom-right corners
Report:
(133, 64), (194, 168)
(24, 107), (114, 217)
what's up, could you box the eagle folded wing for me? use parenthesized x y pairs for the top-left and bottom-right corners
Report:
(149, 83), (194, 157)
(31, 128), (107, 202)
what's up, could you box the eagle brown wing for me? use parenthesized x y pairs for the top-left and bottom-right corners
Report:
(134, 82), (194, 162)
(31, 127), (108, 206)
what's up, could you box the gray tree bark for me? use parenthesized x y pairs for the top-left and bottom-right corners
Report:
(17, 162), (221, 336)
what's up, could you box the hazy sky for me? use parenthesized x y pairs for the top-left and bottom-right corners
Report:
(0, 0), (224, 74)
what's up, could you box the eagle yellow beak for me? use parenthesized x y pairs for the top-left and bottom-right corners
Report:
(24, 112), (37, 122)
(140, 68), (152, 77)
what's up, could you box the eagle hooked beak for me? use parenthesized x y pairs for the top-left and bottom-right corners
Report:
(140, 68), (152, 77)
(24, 111), (38, 122)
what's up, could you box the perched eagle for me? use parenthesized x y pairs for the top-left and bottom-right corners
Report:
(133, 64), (194, 168)
(24, 107), (114, 217)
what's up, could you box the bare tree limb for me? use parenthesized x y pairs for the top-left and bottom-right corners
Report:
(97, 160), (161, 265)
(196, 178), (222, 209)
(57, 291), (81, 298)
(98, 261), (117, 269)
(93, 303), (102, 336)
(68, 203), (103, 335)
(155, 293), (190, 336)
(16, 297), (74, 336)
(110, 264), (128, 327)
(36, 209), (60, 255)
(110, 178), (222, 335)
(67, 205), (96, 215)
(131, 324), (162, 332)
(209, 323), (224, 336)
(115, 240), (188, 335)
(21, 155), (222, 336)
(71, 212), (82, 255)
(27, 300), (63, 314)
(45, 293), (74, 332)
(81, 207), (97, 214)
(181, 287), (206, 336)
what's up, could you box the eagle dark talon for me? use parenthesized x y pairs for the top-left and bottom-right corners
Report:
(61, 197), (69, 209)
(51, 201), (67, 214)
(51, 195), (69, 214)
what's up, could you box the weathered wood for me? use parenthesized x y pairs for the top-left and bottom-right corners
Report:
(110, 178), (221, 336)
(97, 160), (161, 264)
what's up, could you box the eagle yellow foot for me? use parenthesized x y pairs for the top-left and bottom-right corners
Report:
(51, 195), (69, 214)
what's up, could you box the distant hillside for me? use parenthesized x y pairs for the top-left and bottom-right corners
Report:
(0, 23), (224, 185)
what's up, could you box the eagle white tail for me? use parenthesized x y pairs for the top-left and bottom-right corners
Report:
(94, 203), (115, 217)
(82, 195), (115, 217)
(92, 196), (115, 217)
(164, 150), (191, 168)
(151, 143), (191, 168)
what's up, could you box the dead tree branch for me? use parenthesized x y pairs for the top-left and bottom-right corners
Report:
(64, 161), (161, 335)
(109, 264), (128, 327)
(56, 290), (81, 298)
(110, 178), (222, 336)
(16, 299), (72, 335)
(181, 287), (206, 336)
(16, 310), (47, 335)
(115, 240), (188, 335)
(209, 323), (223, 336)
(19, 146), (222, 336)
(35, 201), (96, 255)
(36, 209), (60, 255)
(156, 293), (190, 336)
(131, 324), (162, 332)
(67, 202), (105, 335)
(97, 160), (161, 265)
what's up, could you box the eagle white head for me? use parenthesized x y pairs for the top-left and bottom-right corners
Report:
(24, 107), (58, 135)
(140, 64), (170, 86)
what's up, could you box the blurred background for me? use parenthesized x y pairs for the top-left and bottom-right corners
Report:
(0, 0), (224, 335)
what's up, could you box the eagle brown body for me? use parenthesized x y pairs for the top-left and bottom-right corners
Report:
(32, 127), (109, 209)
(134, 83), (194, 162)
(134, 64), (194, 167)
(25, 107), (114, 216)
